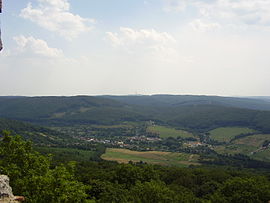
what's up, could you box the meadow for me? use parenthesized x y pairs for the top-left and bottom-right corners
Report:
(101, 148), (200, 167)
(146, 125), (195, 139)
(209, 127), (256, 142)
(213, 134), (270, 162)
(233, 134), (270, 147)
(213, 144), (256, 155)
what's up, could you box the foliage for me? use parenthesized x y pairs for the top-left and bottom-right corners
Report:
(0, 118), (74, 145)
(200, 153), (270, 169)
(0, 131), (87, 203)
(130, 180), (176, 202)
(1, 131), (270, 202)
(35, 145), (104, 163)
(211, 177), (270, 202)
(74, 161), (270, 203)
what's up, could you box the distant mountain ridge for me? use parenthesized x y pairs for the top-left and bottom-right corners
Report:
(102, 95), (270, 111)
(1, 95), (270, 133)
(0, 96), (144, 125)
(243, 96), (270, 102)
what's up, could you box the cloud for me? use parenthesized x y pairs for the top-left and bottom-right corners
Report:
(105, 27), (192, 64)
(190, 19), (221, 32)
(106, 27), (175, 48)
(13, 35), (63, 58)
(164, 0), (187, 12)
(20, 0), (95, 40)
(198, 0), (270, 25)
(164, 0), (270, 27)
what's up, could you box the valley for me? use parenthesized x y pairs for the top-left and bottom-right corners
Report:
(1, 94), (270, 168)
(1, 95), (270, 202)
(4, 1), (270, 201)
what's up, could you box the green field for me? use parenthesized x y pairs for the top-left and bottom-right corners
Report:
(251, 148), (270, 162)
(213, 134), (270, 161)
(233, 134), (270, 161)
(147, 125), (194, 139)
(233, 134), (270, 147)
(209, 127), (255, 143)
(101, 148), (200, 167)
(217, 144), (270, 163)
(214, 144), (256, 155)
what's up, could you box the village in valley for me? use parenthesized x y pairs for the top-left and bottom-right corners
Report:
(52, 121), (210, 153)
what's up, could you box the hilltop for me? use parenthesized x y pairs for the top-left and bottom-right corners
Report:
(0, 95), (270, 133)
(102, 95), (270, 110)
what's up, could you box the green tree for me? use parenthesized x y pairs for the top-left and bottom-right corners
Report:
(94, 181), (130, 203)
(130, 180), (174, 203)
(0, 131), (88, 203)
(211, 177), (270, 203)
(112, 164), (158, 188)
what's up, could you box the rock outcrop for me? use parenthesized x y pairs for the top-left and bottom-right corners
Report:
(0, 175), (24, 203)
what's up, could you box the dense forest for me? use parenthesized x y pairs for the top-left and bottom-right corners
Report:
(1, 96), (270, 133)
(1, 131), (270, 203)
(0, 118), (74, 145)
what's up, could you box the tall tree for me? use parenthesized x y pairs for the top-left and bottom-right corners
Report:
(0, 131), (88, 203)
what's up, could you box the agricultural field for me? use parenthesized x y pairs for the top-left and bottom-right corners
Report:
(209, 127), (255, 143)
(101, 148), (200, 167)
(213, 134), (270, 160)
(146, 125), (195, 139)
(251, 148), (270, 162)
(233, 134), (270, 147)
(213, 144), (256, 155)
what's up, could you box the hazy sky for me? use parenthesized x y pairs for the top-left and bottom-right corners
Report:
(1, 0), (270, 96)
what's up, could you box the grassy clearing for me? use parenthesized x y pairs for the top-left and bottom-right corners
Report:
(214, 144), (256, 155)
(209, 127), (255, 143)
(251, 148), (270, 162)
(232, 134), (270, 162)
(213, 134), (270, 160)
(147, 125), (194, 139)
(101, 148), (200, 167)
(233, 134), (270, 147)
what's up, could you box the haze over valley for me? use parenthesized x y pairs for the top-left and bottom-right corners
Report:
(1, 0), (270, 202)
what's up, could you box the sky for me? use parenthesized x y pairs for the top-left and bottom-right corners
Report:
(1, 0), (270, 96)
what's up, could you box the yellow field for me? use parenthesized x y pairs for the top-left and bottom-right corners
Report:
(101, 148), (200, 167)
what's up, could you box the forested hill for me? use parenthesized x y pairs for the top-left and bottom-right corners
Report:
(102, 95), (270, 110)
(1, 95), (270, 132)
(0, 118), (73, 145)
(0, 96), (149, 126)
